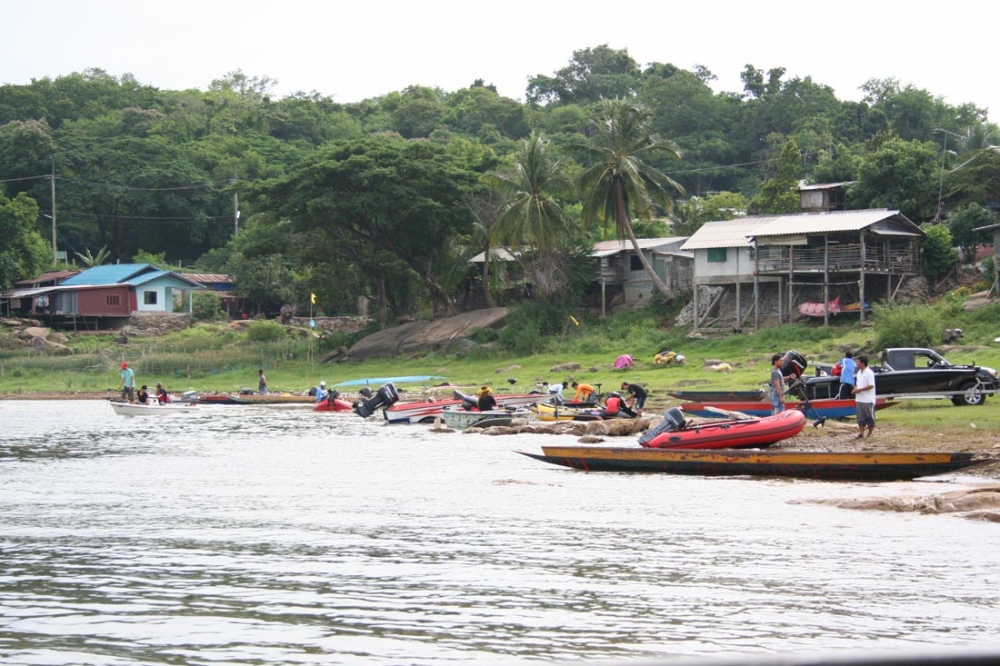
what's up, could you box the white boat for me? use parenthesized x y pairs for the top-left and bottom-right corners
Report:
(109, 400), (199, 416)
(385, 392), (546, 424)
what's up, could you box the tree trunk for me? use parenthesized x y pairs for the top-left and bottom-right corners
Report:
(482, 244), (496, 308)
(616, 185), (671, 297)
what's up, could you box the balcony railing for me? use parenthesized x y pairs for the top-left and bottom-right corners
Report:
(756, 243), (919, 274)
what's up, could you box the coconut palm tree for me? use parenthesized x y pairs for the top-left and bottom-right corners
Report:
(485, 132), (578, 299)
(576, 98), (685, 296)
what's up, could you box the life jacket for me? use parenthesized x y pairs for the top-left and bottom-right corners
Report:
(605, 396), (622, 414)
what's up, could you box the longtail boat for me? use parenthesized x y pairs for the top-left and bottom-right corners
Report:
(678, 397), (896, 420)
(667, 389), (767, 403)
(519, 447), (998, 481)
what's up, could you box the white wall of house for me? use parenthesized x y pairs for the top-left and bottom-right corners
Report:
(692, 247), (753, 280)
(135, 285), (173, 312)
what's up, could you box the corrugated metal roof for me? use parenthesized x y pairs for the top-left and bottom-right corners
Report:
(15, 270), (79, 286)
(680, 209), (921, 250)
(184, 273), (233, 284)
(469, 248), (521, 263)
(681, 219), (765, 250)
(754, 209), (917, 237)
(592, 237), (686, 252)
(60, 263), (154, 286)
(797, 181), (856, 191)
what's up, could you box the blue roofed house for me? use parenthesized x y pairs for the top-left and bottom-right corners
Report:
(6, 263), (206, 329)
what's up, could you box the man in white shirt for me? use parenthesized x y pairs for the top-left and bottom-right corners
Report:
(852, 354), (877, 439)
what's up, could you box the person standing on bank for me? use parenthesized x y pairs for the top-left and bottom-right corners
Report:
(852, 354), (877, 438)
(769, 354), (791, 415)
(258, 369), (268, 395)
(837, 351), (857, 400)
(119, 362), (136, 402)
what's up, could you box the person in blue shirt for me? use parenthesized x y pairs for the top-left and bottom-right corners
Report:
(315, 381), (328, 402)
(119, 362), (136, 402)
(837, 351), (857, 400)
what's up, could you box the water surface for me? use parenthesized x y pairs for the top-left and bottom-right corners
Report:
(2, 400), (999, 665)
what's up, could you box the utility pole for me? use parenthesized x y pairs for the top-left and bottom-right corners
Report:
(232, 171), (240, 236)
(50, 159), (57, 265)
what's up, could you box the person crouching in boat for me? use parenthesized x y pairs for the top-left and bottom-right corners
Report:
(315, 381), (328, 402)
(571, 381), (596, 404)
(155, 382), (170, 404)
(594, 392), (624, 419)
(477, 386), (497, 412)
(137, 385), (151, 405)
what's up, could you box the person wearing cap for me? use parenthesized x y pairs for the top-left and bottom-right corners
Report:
(594, 391), (624, 419)
(477, 386), (497, 411)
(119, 362), (136, 402)
(315, 381), (328, 402)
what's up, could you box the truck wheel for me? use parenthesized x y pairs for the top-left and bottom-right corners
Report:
(957, 381), (986, 406)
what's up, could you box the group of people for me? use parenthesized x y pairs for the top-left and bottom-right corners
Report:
(544, 379), (648, 418)
(769, 350), (877, 438)
(118, 362), (170, 405)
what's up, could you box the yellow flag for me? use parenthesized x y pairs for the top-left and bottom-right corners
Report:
(310, 293), (316, 304)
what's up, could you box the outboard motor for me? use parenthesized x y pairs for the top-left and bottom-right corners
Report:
(638, 407), (686, 446)
(354, 383), (400, 418)
(781, 350), (808, 380)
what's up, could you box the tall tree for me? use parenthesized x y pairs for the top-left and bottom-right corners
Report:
(255, 136), (481, 315)
(0, 192), (50, 291)
(485, 132), (578, 299)
(527, 45), (640, 106)
(576, 99), (685, 296)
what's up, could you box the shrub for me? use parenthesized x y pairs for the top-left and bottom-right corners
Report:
(247, 320), (287, 342)
(498, 301), (572, 355)
(191, 292), (224, 321)
(872, 302), (941, 349)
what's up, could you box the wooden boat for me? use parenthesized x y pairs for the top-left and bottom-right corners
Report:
(109, 400), (199, 416)
(678, 397), (896, 420)
(519, 447), (999, 481)
(385, 393), (545, 424)
(197, 393), (313, 405)
(668, 389), (766, 403)
(641, 409), (805, 450)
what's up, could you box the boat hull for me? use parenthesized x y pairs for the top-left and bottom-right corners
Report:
(643, 409), (805, 449)
(109, 401), (199, 416)
(439, 409), (519, 429)
(668, 389), (766, 403)
(520, 448), (997, 481)
(313, 399), (354, 412)
(386, 394), (544, 424)
(531, 403), (610, 422)
(679, 397), (895, 420)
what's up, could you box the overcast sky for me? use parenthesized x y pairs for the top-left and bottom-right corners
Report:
(3, 0), (997, 122)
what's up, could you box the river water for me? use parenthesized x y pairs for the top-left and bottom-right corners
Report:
(2, 400), (999, 666)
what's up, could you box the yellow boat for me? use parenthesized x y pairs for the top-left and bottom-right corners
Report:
(530, 403), (603, 422)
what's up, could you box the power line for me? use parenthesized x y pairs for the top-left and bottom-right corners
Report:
(58, 176), (214, 192)
(48, 209), (236, 221)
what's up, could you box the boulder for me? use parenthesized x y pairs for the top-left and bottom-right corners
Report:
(344, 308), (509, 361)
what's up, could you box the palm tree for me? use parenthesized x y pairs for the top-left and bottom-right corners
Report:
(485, 132), (578, 299)
(576, 98), (685, 296)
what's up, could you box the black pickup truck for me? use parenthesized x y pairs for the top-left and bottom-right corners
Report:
(800, 348), (998, 406)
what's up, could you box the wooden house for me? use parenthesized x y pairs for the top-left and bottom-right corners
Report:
(682, 208), (923, 330)
(3, 264), (204, 329)
(589, 238), (692, 313)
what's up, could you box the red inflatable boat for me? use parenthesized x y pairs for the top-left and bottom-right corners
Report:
(313, 397), (354, 412)
(639, 408), (806, 450)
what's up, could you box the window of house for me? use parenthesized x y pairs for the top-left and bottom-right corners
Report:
(630, 255), (643, 271)
(106, 294), (120, 306)
(143, 291), (157, 305)
(707, 248), (727, 263)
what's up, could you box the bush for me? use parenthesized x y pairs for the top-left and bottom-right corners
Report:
(497, 301), (573, 356)
(872, 303), (941, 349)
(247, 320), (287, 342)
(191, 292), (224, 321)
